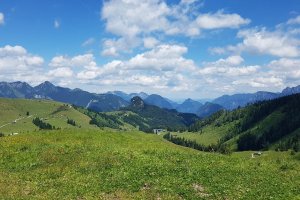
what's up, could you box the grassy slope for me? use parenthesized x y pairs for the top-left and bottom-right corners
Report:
(0, 130), (299, 200)
(176, 96), (299, 150)
(171, 121), (237, 146)
(0, 98), (94, 134)
(223, 110), (285, 149)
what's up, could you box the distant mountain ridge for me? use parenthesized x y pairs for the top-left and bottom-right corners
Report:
(1, 81), (300, 117)
(212, 86), (300, 110)
(176, 98), (203, 114)
(0, 81), (129, 112)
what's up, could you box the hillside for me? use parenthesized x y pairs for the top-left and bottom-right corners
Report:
(144, 94), (174, 109)
(116, 96), (199, 132)
(196, 102), (224, 118)
(0, 97), (299, 199)
(176, 98), (203, 114)
(184, 94), (300, 152)
(0, 129), (299, 199)
(0, 98), (95, 135)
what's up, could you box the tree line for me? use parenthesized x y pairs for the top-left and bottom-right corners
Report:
(32, 117), (55, 130)
(163, 133), (231, 154)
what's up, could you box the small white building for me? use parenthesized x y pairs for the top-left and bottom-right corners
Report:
(153, 129), (166, 135)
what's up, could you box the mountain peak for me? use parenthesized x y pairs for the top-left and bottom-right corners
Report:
(42, 81), (54, 86)
(131, 96), (145, 108)
(10, 81), (31, 89)
(35, 81), (55, 89)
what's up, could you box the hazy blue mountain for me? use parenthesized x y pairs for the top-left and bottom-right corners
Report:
(165, 98), (179, 109)
(2, 81), (300, 114)
(107, 91), (149, 101)
(196, 102), (224, 118)
(0, 82), (19, 98)
(34, 81), (129, 112)
(121, 96), (199, 132)
(106, 91), (131, 101)
(176, 98), (203, 114)
(212, 91), (279, 110)
(144, 94), (173, 109)
(0, 81), (36, 98)
(281, 85), (300, 96)
(197, 99), (213, 104)
(129, 92), (149, 100)
(86, 94), (129, 112)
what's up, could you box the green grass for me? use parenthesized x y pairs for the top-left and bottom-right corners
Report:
(0, 129), (299, 199)
(171, 120), (238, 146)
(0, 98), (94, 135)
(0, 98), (299, 199)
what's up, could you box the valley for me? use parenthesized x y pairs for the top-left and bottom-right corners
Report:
(0, 94), (299, 199)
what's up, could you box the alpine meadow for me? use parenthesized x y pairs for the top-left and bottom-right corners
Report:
(0, 0), (300, 199)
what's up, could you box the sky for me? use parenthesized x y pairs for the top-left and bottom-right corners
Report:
(1, 0), (300, 100)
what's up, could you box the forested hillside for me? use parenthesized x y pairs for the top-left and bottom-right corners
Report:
(187, 94), (300, 151)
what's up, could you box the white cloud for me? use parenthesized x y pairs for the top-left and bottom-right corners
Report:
(269, 58), (300, 79)
(82, 38), (95, 47)
(127, 44), (195, 71)
(101, 37), (140, 57)
(143, 37), (159, 49)
(48, 67), (73, 78)
(0, 13), (4, 25)
(0, 45), (44, 72)
(54, 19), (60, 28)
(195, 11), (250, 29)
(77, 44), (197, 92)
(101, 0), (250, 55)
(287, 15), (300, 25)
(49, 53), (97, 69)
(0, 45), (48, 85)
(102, 0), (170, 38)
(213, 55), (244, 66)
(233, 76), (284, 88)
(0, 45), (27, 56)
(198, 65), (259, 77)
(213, 28), (300, 57)
(238, 28), (300, 57)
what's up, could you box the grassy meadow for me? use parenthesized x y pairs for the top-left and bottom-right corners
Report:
(0, 129), (299, 199)
(0, 98), (299, 199)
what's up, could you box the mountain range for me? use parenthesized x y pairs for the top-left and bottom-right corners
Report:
(213, 86), (300, 110)
(1, 81), (300, 117)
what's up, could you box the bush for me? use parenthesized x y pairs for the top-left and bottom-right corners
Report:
(32, 117), (54, 130)
(67, 119), (76, 126)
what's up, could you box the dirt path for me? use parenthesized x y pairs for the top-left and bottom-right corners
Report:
(0, 115), (34, 129)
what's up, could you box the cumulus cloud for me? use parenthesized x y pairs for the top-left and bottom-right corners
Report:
(0, 13), (4, 25)
(212, 28), (300, 57)
(143, 37), (159, 49)
(233, 76), (284, 88)
(101, 37), (140, 57)
(195, 11), (250, 29)
(49, 53), (97, 69)
(0, 45), (48, 85)
(77, 44), (197, 92)
(198, 55), (258, 77)
(269, 58), (300, 80)
(0, 45), (44, 72)
(287, 15), (300, 25)
(48, 67), (73, 78)
(101, 0), (250, 56)
(127, 44), (195, 71)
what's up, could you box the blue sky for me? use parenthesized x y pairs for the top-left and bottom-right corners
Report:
(1, 0), (300, 100)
